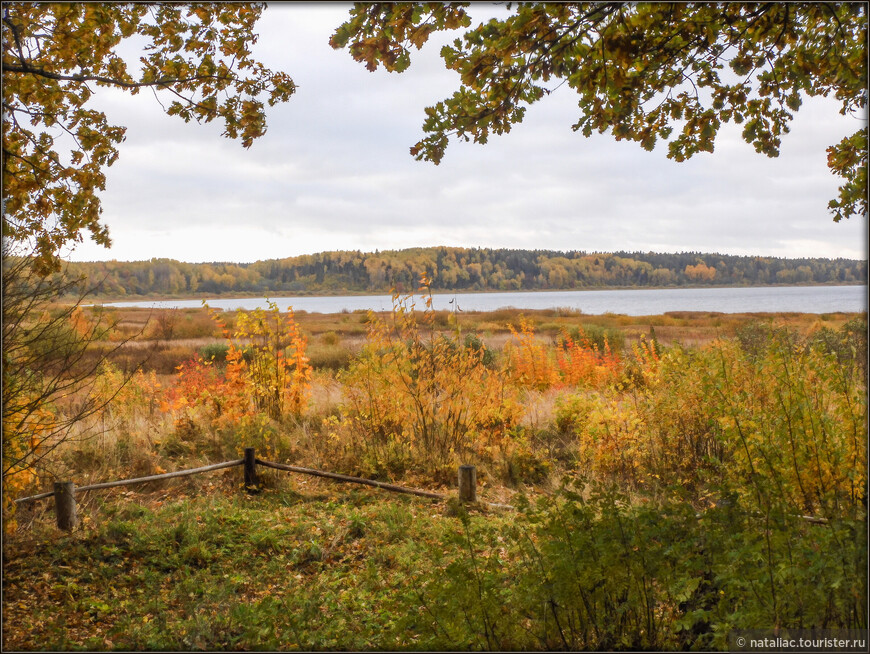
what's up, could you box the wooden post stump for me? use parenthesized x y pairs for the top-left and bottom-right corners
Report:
(54, 481), (77, 531)
(244, 447), (259, 492)
(458, 465), (477, 503)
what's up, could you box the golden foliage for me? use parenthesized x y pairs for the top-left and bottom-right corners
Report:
(335, 282), (522, 477)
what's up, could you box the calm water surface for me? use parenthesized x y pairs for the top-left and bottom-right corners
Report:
(101, 285), (867, 316)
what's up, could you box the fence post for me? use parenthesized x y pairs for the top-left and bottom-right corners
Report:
(458, 465), (477, 503)
(54, 481), (77, 531)
(244, 447), (259, 492)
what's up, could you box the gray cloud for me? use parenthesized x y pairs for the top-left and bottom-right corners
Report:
(67, 3), (867, 264)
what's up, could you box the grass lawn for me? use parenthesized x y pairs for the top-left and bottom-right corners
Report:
(3, 477), (510, 651)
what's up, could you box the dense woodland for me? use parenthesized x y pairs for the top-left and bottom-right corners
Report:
(66, 248), (868, 298)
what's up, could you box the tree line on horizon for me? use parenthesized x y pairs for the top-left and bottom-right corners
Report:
(63, 248), (867, 298)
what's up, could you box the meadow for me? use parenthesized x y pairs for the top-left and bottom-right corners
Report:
(3, 294), (867, 650)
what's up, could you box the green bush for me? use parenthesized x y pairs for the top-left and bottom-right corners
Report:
(199, 342), (229, 363)
(463, 333), (496, 368)
(405, 479), (867, 650)
(560, 323), (625, 353)
(805, 316), (867, 382)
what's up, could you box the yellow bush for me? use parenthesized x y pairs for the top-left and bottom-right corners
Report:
(336, 284), (523, 478)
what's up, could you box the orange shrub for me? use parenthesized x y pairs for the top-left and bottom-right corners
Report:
(555, 332), (621, 387)
(505, 319), (559, 390)
(158, 303), (312, 460)
(506, 320), (622, 390)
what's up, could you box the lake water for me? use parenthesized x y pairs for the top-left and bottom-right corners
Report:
(100, 285), (867, 316)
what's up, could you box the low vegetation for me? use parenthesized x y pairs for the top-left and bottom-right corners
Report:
(3, 287), (866, 650)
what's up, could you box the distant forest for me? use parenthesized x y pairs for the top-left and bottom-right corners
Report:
(65, 247), (868, 298)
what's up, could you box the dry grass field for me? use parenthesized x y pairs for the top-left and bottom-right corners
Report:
(84, 304), (859, 375)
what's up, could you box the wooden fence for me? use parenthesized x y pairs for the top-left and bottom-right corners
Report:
(14, 448), (509, 531)
(14, 449), (827, 531)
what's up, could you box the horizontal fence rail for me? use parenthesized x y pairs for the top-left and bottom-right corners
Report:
(256, 458), (515, 510)
(13, 490), (56, 504)
(14, 459), (244, 504)
(255, 459), (447, 500)
(79, 459), (245, 492)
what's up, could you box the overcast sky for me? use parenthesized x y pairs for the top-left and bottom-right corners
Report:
(65, 2), (868, 264)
